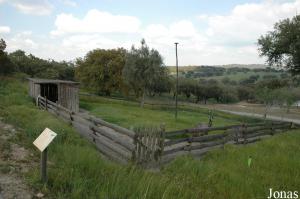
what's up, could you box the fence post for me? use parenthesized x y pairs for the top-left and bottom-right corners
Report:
(290, 122), (293, 129)
(242, 123), (247, 145)
(158, 124), (165, 166)
(36, 95), (40, 107)
(45, 98), (47, 110)
(270, 122), (274, 135)
(234, 126), (239, 144)
(69, 112), (74, 122)
(132, 133), (138, 163)
(222, 131), (226, 149)
(41, 147), (48, 183)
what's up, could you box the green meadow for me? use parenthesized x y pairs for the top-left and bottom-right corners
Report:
(79, 95), (261, 131)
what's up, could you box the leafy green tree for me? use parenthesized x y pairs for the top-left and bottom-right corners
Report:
(147, 70), (171, 96)
(274, 88), (300, 113)
(123, 39), (166, 107)
(76, 48), (126, 96)
(256, 88), (276, 119)
(178, 78), (196, 99)
(9, 50), (75, 80)
(258, 15), (300, 74)
(0, 38), (15, 75)
(0, 38), (6, 51)
(237, 86), (255, 101)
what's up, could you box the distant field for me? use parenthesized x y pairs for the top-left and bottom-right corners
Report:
(168, 65), (283, 82)
(206, 71), (282, 81)
(80, 95), (261, 131)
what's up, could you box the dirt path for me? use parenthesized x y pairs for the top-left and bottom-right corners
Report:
(175, 100), (300, 124)
(220, 110), (300, 124)
(0, 119), (34, 199)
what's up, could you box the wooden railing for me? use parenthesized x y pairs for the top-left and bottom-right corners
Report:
(37, 96), (136, 164)
(37, 96), (163, 165)
(162, 122), (295, 164)
(37, 95), (298, 167)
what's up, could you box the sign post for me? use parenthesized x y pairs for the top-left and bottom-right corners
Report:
(33, 128), (57, 183)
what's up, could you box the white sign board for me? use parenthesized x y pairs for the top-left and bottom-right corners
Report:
(33, 128), (57, 152)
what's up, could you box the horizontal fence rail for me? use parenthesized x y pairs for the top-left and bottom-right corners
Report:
(37, 96), (136, 164)
(36, 95), (299, 167)
(162, 121), (295, 164)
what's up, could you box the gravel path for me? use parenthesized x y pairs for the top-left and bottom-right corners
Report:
(220, 110), (300, 124)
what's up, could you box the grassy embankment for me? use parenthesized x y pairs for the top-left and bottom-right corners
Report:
(0, 75), (299, 199)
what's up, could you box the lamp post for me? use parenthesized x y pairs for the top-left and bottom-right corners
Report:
(175, 42), (179, 119)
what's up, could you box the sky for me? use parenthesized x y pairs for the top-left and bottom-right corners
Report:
(0, 0), (299, 66)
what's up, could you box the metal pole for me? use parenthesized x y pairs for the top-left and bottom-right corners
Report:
(41, 148), (47, 183)
(175, 42), (179, 119)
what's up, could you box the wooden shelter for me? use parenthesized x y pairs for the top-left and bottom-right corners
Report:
(28, 78), (79, 113)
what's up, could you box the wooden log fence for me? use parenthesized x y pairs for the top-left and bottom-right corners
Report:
(37, 95), (163, 166)
(162, 121), (295, 164)
(36, 95), (298, 167)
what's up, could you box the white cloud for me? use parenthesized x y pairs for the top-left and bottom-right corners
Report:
(6, 32), (39, 53)
(0, 26), (10, 33)
(51, 9), (141, 35)
(6, 0), (53, 15)
(142, 0), (300, 65)
(5, 0), (300, 65)
(204, 0), (300, 45)
(61, 0), (77, 7)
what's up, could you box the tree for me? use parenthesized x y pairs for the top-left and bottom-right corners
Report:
(147, 70), (171, 96)
(123, 39), (166, 107)
(178, 78), (196, 99)
(9, 50), (75, 80)
(258, 15), (300, 74)
(237, 86), (255, 101)
(255, 88), (276, 119)
(0, 38), (15, 75)
(274, 88), (300, 113)
(0, 38), (6, 51)
(75, 48), (126, 95)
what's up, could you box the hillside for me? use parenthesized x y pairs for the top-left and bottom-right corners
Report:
(0, 75), (299, 198)
(167, 65), (285, 82)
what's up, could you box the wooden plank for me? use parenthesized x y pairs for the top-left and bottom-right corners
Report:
(72, 121), (128, 164)
(246, 130), (272, 139)
(71, 114), (92, 127)
(90, 116), (135, 138)
(90, 124), (135, 151)
(164, 138), (189, 146)
(190, 133), (226, 142)
(188, 139), (224, 151)
(163, 145), (186, 156)
(91, 132), (132, 160)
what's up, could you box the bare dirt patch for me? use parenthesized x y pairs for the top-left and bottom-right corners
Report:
(0, 119), (34, 199)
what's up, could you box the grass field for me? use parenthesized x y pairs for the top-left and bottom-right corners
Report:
(0, 75), (299, 199)
(79, 95), (261, 131)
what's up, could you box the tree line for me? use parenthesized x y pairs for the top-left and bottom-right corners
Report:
(0, 39), (75, 80)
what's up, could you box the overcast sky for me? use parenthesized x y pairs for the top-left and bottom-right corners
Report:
(0, 0), (299, 65)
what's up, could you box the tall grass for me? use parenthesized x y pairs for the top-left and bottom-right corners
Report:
(0, 75), (299, 199)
